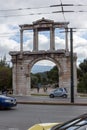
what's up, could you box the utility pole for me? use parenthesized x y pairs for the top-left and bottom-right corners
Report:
(70, 28), (74, 103)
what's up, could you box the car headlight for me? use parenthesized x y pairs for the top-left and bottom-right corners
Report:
(4, 99), (12, 103)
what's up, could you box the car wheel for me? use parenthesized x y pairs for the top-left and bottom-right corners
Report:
(63, 94), (67, 98)
(50, 94), (54, 98)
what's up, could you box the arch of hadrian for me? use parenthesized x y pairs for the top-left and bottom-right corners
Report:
(9, 18), (77, 96)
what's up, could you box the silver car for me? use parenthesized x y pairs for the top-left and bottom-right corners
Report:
(49, 88), (68, 98)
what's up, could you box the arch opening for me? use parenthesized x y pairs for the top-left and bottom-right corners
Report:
(23, 30), (33, 51)
(55, 28), (65, 50)
(30, 60), (59, 93)
(38, 31), (50, 51)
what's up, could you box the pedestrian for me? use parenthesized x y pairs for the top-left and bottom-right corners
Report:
(43, 87), (47, 92)
(37, 87), (39, 93)
(2, 86), (7, 95)
(37, 83), (41, 93)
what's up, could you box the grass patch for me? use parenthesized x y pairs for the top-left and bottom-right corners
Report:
(31, 93), (48, 96)
(78, 93), (87, 97)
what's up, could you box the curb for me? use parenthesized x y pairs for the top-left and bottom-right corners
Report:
(17, 101), (87, 106)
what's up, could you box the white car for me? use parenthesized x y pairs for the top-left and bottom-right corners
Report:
(49, 88), (68, 98)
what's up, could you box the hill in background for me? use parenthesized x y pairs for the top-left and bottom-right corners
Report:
(31, 65), (53, 74)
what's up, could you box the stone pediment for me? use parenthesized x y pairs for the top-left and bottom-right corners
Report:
(33, 17), (54, 25)
(19, 17), (69, 30)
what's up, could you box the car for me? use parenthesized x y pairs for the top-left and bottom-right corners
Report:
(28, 113), (87, 130)
(49, 88), (68, 98)
(0, 94), (17, 109)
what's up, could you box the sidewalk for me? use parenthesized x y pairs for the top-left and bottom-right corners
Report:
(15, 95), (87, 106)
(11, 88), (87, 106)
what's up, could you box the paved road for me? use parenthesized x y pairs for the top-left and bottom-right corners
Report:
(0, 104), (87, 130)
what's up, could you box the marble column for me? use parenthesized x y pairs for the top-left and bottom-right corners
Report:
(20, 29), (23, 53)
(65, 28), (68, 51)
(33, 28), (38, 51)
(50, 27), (55, 50)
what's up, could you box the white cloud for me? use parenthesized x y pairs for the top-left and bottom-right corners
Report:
(55, 36), (65, 49)
(72, 32), (87, 64)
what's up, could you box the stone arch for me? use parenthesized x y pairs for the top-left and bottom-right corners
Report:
(10, 51), (76, 96)
(29, 57), (61, 90)
(9, 18), (77, 96)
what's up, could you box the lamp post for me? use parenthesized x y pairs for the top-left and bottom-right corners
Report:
(70, 28), (74, 103)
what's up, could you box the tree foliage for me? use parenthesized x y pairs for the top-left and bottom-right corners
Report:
(77, 59), (87, 93)
(31, 65), (59, 88)
(0, 56), (12, 90)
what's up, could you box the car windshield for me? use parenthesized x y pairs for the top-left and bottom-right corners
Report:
(54, 88), (63, 92)
(52, 114), (87, 130)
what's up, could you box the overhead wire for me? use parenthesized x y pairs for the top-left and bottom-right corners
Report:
(59, 0), (66, 21)
(0, 2), (87, 34)
(0, 12), (53, 17)
(0, 5), (52, 12)
(1, 10), (87, 18)
(0, 3), (87, 12)
(0, 3), (87, 18)
(58, 0), (69, 31)
(0, 31), (34, 38)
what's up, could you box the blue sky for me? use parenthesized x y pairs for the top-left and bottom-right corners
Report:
(0, 0), (87, 66)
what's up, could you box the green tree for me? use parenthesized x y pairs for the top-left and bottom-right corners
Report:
(77, 59), (87, 93)
(79, 59), (87, 74)
(0, 67), (12, 89)
(77, 73), (87, 93)
(31, 74), (38, 88)
(77, 68), (83, 81)
(31, 65), (59, 88)
(0, 56), (12, 90)
(47, 65), (59, 84)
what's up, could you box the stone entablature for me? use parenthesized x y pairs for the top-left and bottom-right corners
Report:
(19, 18), (69, 30)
